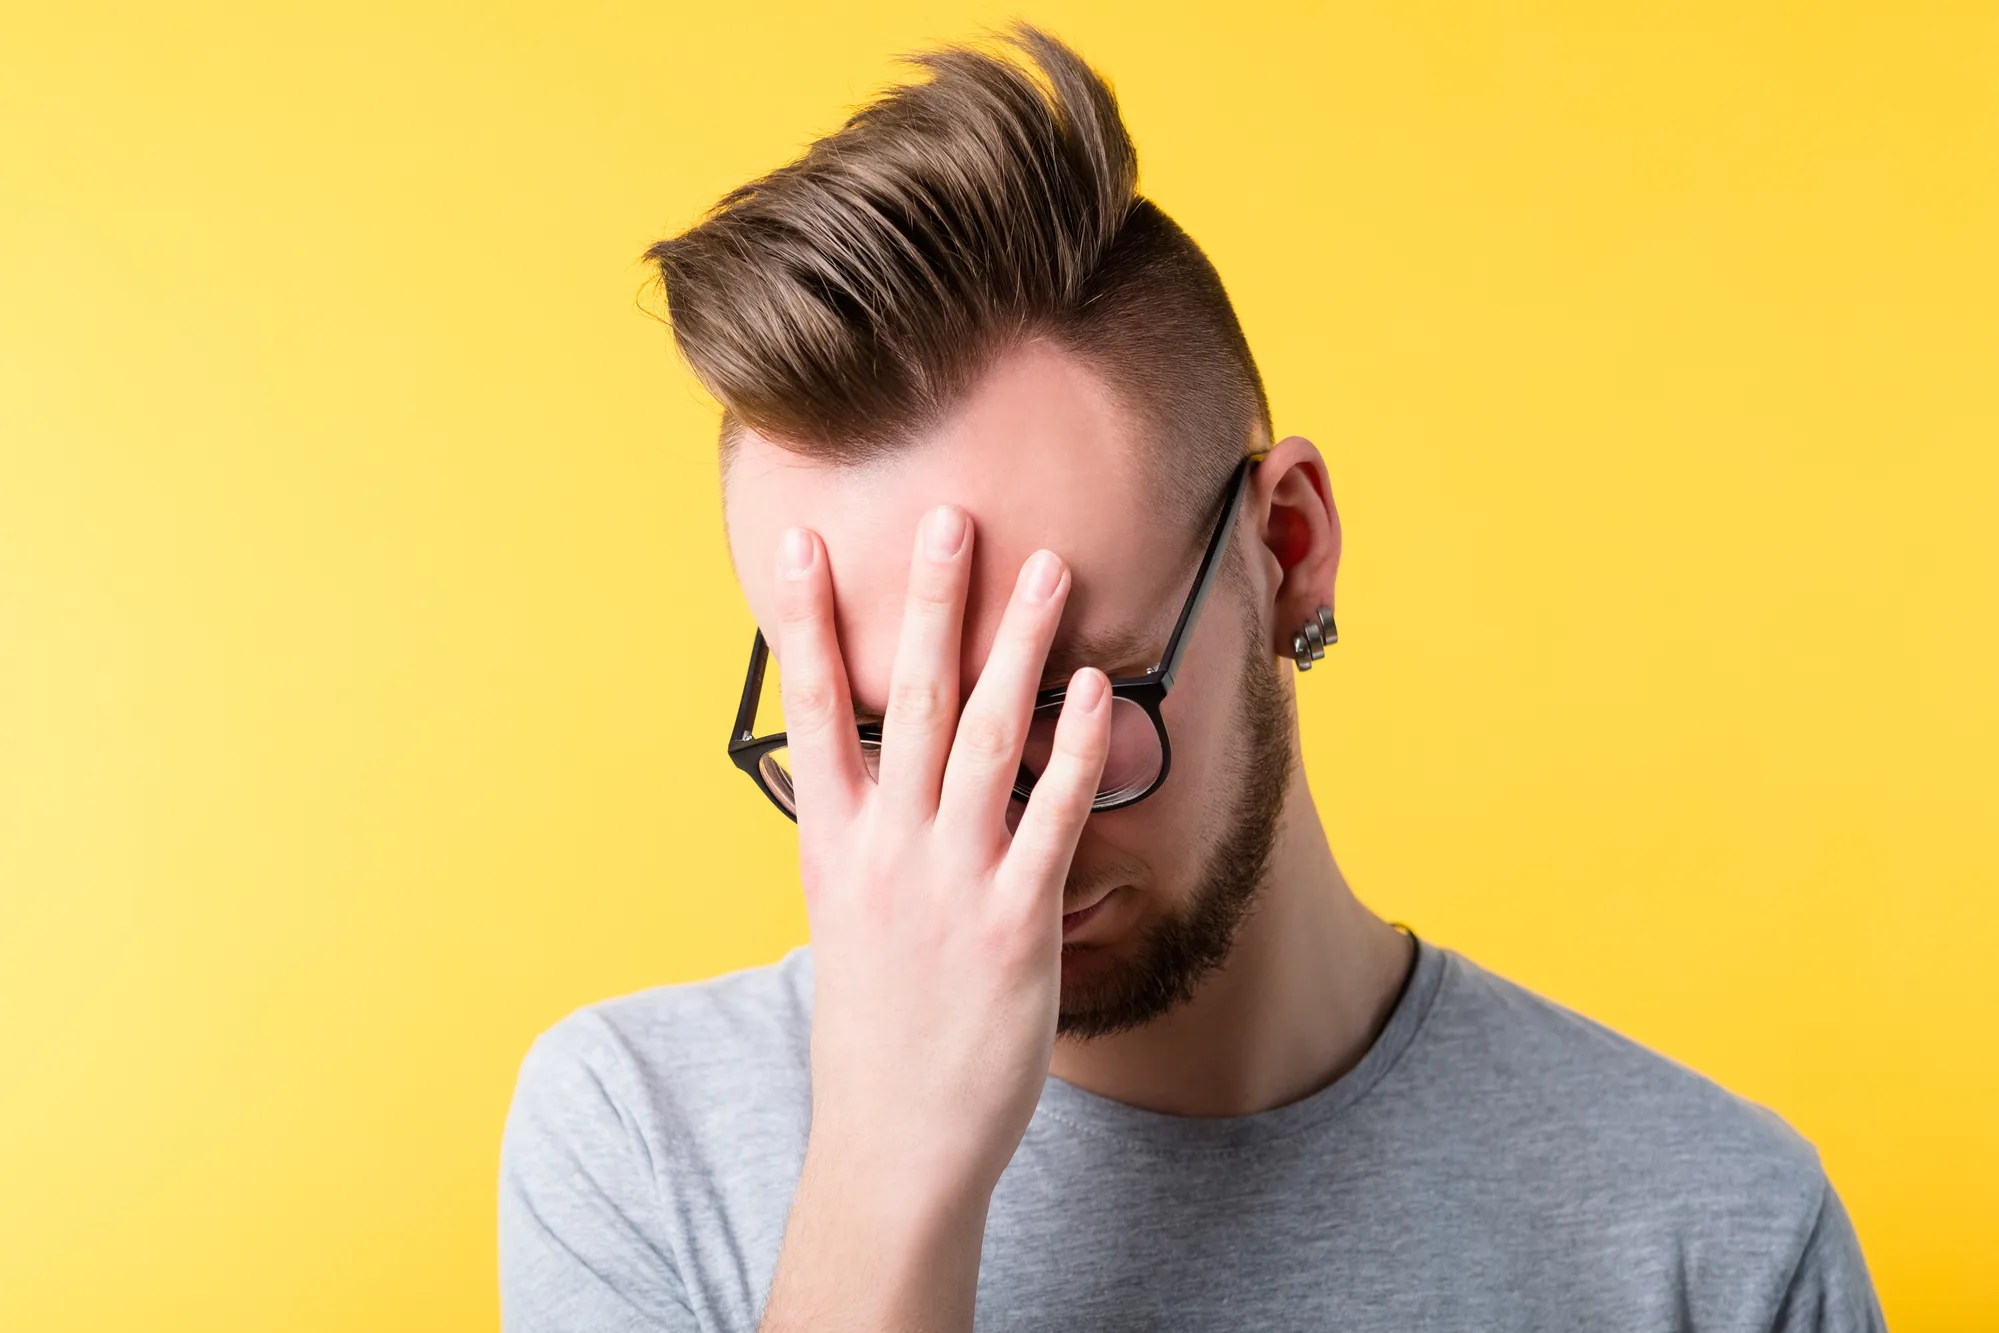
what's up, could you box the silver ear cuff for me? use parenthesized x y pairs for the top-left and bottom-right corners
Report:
(1291, 605), (1338, 671)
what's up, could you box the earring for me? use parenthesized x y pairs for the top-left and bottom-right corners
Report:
(1291, 605), (1338, 671)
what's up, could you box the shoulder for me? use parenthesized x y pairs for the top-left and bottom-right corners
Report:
(497, 950), (815, 1327)
(1384, 943), (1884, 1327)
(507, 945), (816, 1156)
(1407, 943), (1831, 1232)
(527, 945), (815, 1073)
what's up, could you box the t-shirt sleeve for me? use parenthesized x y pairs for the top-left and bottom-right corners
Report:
(498, 1016), (701, 1333)
(1769, 1175), (1888, 1333)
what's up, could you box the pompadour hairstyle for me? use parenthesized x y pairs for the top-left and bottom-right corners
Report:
(641, 20), (1273, 533)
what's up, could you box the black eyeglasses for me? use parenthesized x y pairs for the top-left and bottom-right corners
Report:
(728, 450), (1268, 822)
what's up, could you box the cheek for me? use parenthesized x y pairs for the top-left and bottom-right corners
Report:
(1067, 623), (1250, 881)
(1155, 609), (1250, 800)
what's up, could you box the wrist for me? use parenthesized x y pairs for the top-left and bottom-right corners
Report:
(799, 1120), (1000, 1234)
(762, 1134), (992, 1332)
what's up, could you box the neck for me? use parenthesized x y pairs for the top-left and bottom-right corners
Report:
(1047, 759), (1413, 1118)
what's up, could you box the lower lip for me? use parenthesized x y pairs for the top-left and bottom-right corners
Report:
(1062, 891), (1116, 937)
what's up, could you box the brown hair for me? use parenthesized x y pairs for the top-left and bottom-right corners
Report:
(640, 20), (1273, 534)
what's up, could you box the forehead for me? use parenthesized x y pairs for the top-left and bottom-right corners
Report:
(723, 340), (1199, 710)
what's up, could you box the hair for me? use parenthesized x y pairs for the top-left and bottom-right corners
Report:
(640, 20), (1274, 539)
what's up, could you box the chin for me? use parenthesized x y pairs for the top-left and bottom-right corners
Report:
(1055, 940), (1136, 1006)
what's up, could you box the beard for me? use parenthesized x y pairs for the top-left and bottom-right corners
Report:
(1054, 604), (1295, 1040)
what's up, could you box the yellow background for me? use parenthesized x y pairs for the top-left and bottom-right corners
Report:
(3, 2), (1994, 1327)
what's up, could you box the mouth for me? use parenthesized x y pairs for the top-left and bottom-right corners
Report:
(1061, 888), (1119, 938)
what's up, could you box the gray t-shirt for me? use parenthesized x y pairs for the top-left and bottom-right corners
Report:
(498, 934), (1885, 1331)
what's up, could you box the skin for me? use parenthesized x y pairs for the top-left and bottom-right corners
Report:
(724, 336), (1414, 1332)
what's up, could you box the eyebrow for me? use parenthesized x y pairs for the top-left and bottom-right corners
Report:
(1041, 622), (1162, 686)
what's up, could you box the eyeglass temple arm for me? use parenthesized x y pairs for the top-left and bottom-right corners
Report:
(733, 629), (770, 745)
(1153, 451), (1266, 694)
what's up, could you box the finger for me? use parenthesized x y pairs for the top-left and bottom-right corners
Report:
(1000, 667), (1111, 896)
(872, 504), (972, 821)
(935, 548), (1069, 840)
(772, 525), (864, 823)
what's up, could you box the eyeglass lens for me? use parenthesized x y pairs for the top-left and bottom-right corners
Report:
(755, 740), (882, 815)
(1019, 695), (1163, 806)
(755, 697), (1161, 815)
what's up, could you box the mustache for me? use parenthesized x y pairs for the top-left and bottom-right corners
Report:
(1062, 867), (1136, 910)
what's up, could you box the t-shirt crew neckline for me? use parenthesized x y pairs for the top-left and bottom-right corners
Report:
(1030, 930), (1447, 1153)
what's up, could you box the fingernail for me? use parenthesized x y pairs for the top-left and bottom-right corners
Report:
(1071, 667), (1108, 712)
(1022, 550), (1064, 603)
(924, 505), (967, 561)
(779, 527), (814, 580)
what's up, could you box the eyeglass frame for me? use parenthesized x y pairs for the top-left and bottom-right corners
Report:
(727, 448), (1270, 823)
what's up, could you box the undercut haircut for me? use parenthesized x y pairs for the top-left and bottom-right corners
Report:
(640, 20), (1274, 539)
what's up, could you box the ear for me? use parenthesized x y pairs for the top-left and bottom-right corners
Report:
(1250, 435), (1342, 660)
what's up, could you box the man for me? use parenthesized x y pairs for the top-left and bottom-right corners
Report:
(499, 22), (1884, 1332)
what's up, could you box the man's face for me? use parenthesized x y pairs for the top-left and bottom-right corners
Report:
(725, 339), (1293, 1036)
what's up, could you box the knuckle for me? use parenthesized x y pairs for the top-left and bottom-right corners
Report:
(956, 711), (1014, 763)
(909, 566), (959, 608)
(889, 676), (948, 724)
(853, 875), (900, 933)
(777, 585), (822, 625)
(1054, 722), (1109, 763)
(1040, 770), (1097, 824)
(771, 575), (819, 623)
(784, 679), (835, 726)
(1034, 803), (1086, 850)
